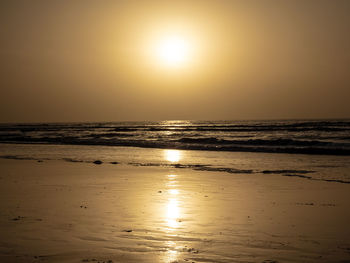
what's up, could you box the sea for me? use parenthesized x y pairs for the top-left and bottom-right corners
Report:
(1, 119), (350, 183)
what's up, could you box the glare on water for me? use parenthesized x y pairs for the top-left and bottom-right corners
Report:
(164, 150), (181, 163)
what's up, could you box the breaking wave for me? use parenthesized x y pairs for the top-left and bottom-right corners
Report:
(1, 120), (350, 155)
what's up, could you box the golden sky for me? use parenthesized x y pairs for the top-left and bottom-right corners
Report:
(1, 0), (349, 122)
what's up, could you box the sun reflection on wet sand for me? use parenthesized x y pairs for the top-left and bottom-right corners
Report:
(165, 241), (178, 263)
(169, 189), (179, 195)
(164, 149), (181, 162)
(167, 198), (180, 229)
(164, 173), (181, 262)
(165, 174), (181, 230)
(167, 174), (177, 179)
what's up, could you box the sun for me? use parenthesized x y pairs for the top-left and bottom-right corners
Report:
(155, 35), (191, 67)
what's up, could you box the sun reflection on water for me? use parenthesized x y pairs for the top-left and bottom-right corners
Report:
(164, 149), (181, 162)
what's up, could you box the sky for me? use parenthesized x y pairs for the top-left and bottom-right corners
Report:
(1, 0), (349, 122)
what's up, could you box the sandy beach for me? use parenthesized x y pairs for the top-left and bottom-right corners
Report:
(1, 158), (350, 263)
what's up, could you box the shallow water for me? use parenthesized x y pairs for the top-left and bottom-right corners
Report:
(1, 143), (349, 183)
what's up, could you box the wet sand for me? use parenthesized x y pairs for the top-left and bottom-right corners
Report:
(0, 158), (350, 263)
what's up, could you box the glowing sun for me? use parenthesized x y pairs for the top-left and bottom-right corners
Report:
(155, 36), (191, 67)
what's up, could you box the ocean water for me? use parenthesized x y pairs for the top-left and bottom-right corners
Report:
(0, 119), (350, 184)
(0, 120), (350, 155)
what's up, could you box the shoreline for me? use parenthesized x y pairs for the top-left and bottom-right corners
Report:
(1, 140), (350, 156)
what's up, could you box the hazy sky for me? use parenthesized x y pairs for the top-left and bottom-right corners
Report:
(1, 0), (349, 122)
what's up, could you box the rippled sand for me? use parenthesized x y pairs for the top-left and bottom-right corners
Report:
(0, 159), (350, 262)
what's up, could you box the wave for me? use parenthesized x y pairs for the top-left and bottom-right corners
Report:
(0, 136), (349, 155)
(1, 120), (350, 132)
(177, 137), (345, 146)
(1, 120), (350, 155)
